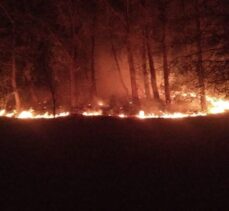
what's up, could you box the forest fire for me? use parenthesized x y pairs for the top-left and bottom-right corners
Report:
(80, 94), (229, 119)
(136, 110), (207, 119)
(82, 110), (103, 117)
(207, 97), (229, 114)
(1, 94), (228, 120)
(0, 109), (70, 119)
(0, 1), (228, 210)
(0, 0), (228, 121)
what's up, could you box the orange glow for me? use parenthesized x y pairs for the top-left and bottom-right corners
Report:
(0, 94), (228, 120)
(136, 110), (207, 119)
(0, 109), (70, 119)
(207, 96), (229, 114)
(97, 100), (105, 107)
(118, 114), (127, 118)
(135, 94), (229, 119)
(82, 110), (103, 117)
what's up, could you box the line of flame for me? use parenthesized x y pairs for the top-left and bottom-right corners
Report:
(0, 95), (228, 120)
(0, 109), (70, 119)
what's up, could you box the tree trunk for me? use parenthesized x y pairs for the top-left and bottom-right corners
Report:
(70, 51), (77, 110)
(49, 65), (56, 117)
(126, 0), (139, 105)
(12, 26), (21, 112)
(50, 87), (56, 117)
(111, 36), (129, 97)
(161, 13), (171, 105)
(46, 73), (56, 118)
(90, 28), (97, 99)
(29, 83), (38, 105)
(43, 41), (56, 117)
(142, 33), (151, 100)
(70, 12), (77, 110)
(194, 0), (207, 111)
(126, 36), (139, 104)
(47, 75), (56, 117)
(146, 31), (160, 101)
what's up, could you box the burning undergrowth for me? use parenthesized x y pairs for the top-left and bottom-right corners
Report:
(0, 92), (228, 120)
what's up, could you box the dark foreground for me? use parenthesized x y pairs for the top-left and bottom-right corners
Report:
(0, 115), (228, 210)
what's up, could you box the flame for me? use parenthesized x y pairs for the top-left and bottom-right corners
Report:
(118, 114), (127, 118)
(0, 110), (16, 118)
(17, 110), (34, 119)
(135, 95), (229, 119)
(0, 94), (228, 120)
(136, 110), (207, 119)
(97, 100), (105, 107)
(138, 111), (146, 119)
(79, 95), (229, 119)
(207, 96), (229, 114)
(0, 109), (70, 119)
(82, 110), (103, 117)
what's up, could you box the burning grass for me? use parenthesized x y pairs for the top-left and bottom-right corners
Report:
(0, 109), (70, 119)
(0, 93), (229, 120)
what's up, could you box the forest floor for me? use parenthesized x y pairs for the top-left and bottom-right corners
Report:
(0, 114), (228, 210)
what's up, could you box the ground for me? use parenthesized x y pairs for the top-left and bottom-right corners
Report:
(0, 114), (228, 210)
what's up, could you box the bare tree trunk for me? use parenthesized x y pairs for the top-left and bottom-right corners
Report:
(146, 31), (160, 101)
(50, 88), (56, 117)
(47, 71), (56, 117)
(194, 0), (207, 111)
(90, 22), (97, 99)
(29, 83), (38, 105)
(70, 51), (77, 110)
(142, 32), (151, 100)
(127, 36), (139, 104)
(12, 25), (21, 112)
(111, 36), (129, 97)
(0, 3), (21, 111)
(46, 74), (56, 117)
(126, 0), (139, 105)
(161, 13), (171, 105)
(43, 42), (56, 117)
(70, 9), (77, 110)
(49, 66), (56, 117)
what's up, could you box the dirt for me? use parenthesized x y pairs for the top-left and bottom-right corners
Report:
(0, 114), (228, 210)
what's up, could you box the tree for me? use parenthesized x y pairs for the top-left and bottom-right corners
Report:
(109, 23), (129, 97)
(55, 0), (82, 110)
(145, 28), (160, 101)
(194, 0), (207, 111)
(158, 0), (171, 105)
(125, 0), (140, 104)
(140, 0), (161, 102)
(103, 0), (140, 104)
(141, 30), (151, 100)
(0, 3), (21, 111)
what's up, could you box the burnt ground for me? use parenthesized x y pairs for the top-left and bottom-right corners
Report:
(0, 115), (228, 210)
